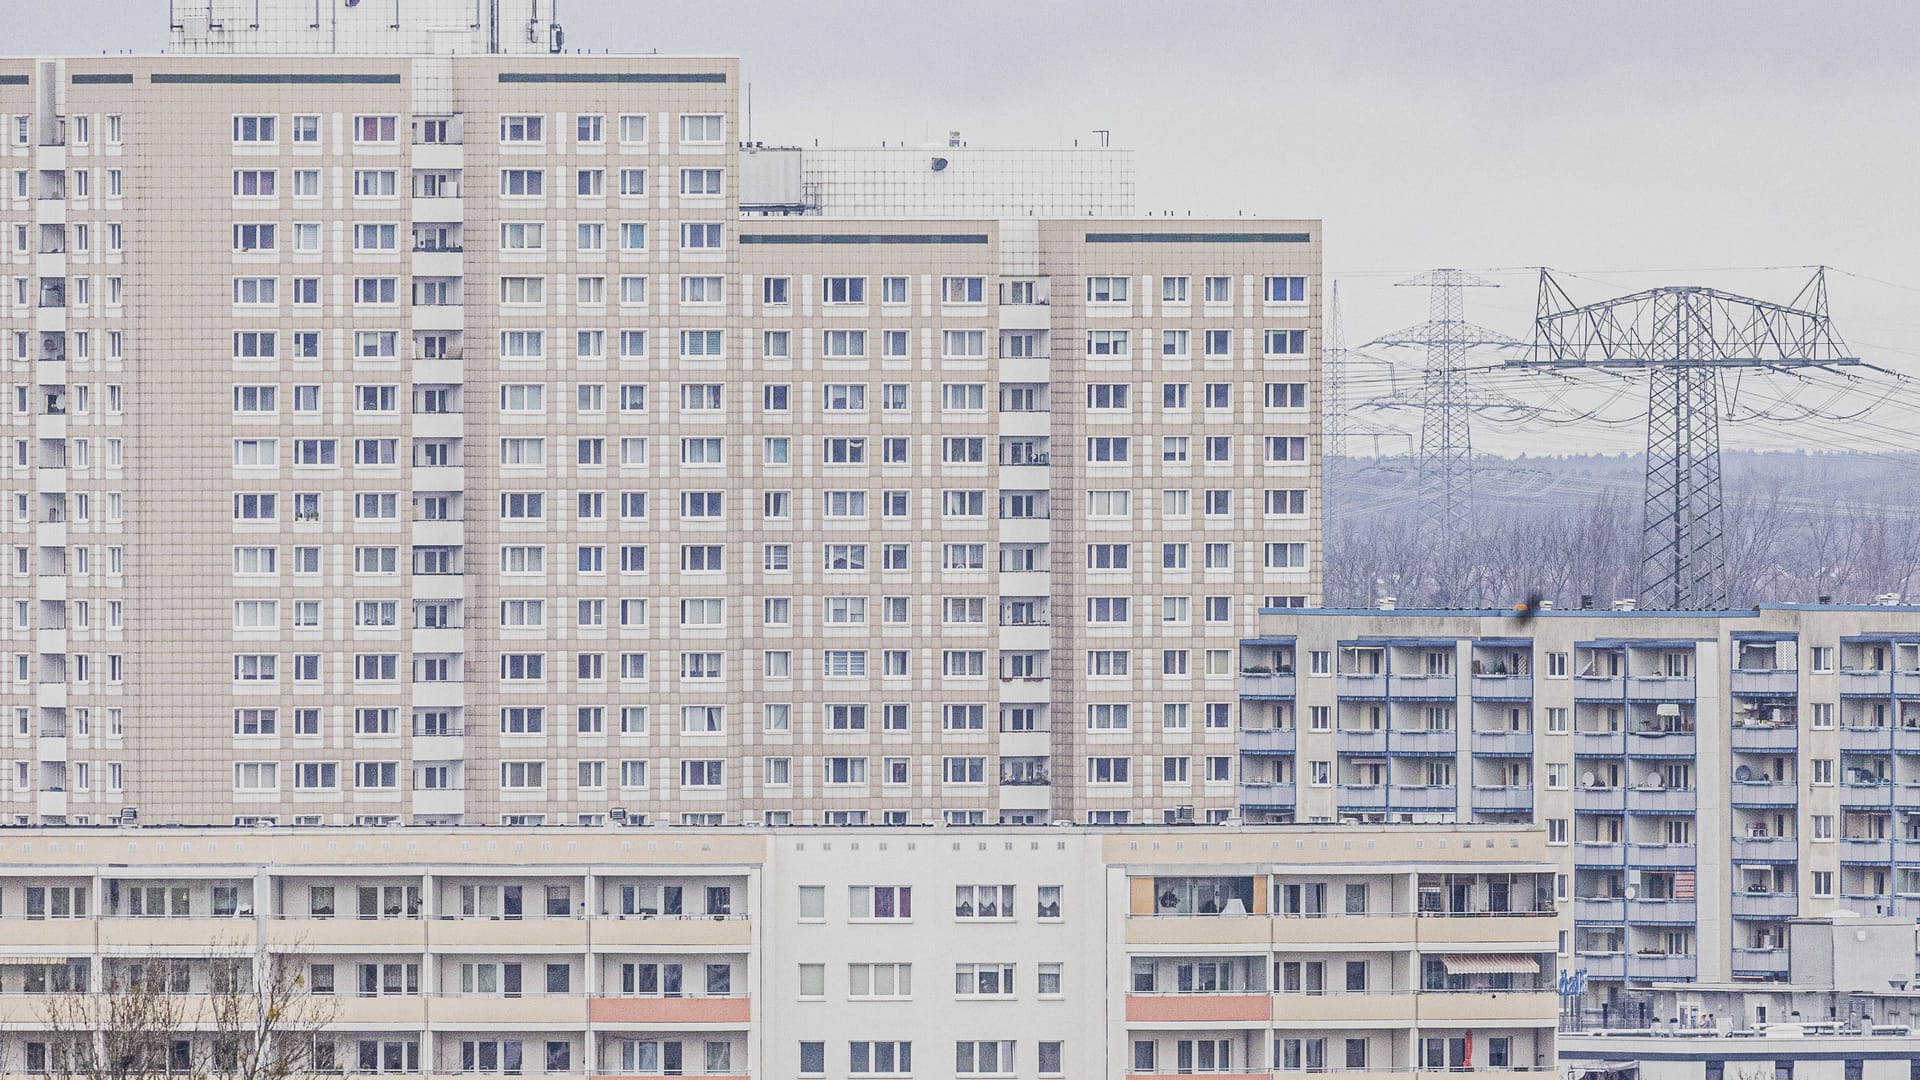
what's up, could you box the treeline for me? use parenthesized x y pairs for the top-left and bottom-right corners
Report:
(1322, 455), (1920, 610)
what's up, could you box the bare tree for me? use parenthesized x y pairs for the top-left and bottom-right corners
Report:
(42, 943), (338, 1080)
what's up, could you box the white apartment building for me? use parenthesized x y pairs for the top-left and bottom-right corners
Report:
(0, 822), (1560, 1080)
(1234, 603), (1920, 1015)
(0, 0), (1322, 827)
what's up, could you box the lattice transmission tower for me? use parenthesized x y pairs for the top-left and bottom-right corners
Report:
(1369, 270), (1522, 605)
(1521, 268), (1859, 610)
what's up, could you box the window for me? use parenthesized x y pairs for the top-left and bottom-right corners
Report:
(1265, 275), (1308, 302)
(956, 1041), (1015, 1075)
(680, 222), (723, 250)
(822, 276), (866, 304)
(233, 115), (277, 144)
(1087, 276), (1130, 302)
(679, 114), (723, 144)
(680, 168), (723, 195)
(500, 115), (543, 143)
(849, 885), (912, 920)
(353, 115), (397, 143)
(1265, 328), (1308, 356)
(955, 885), (1013, 920)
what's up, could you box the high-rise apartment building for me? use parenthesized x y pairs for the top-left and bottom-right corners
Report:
(0, 822), (1561, 1080)
(1233, 603), (1920, 1012)
(0, 0), (1321, 827)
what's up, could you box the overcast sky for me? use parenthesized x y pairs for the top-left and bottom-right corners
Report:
(18, 1), (1920, 454)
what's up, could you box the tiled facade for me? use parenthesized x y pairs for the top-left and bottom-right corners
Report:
(1234, 604), (1920, 1009)
(0, 823), (1559, 1080)
(0, 10), (1321, 828)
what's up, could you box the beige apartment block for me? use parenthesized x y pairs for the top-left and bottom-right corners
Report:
(0, 4), (1323, 829)
(0, 822), (1557, 1080)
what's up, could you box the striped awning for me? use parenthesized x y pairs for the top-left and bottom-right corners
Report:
(1441, 954), (1541, 975)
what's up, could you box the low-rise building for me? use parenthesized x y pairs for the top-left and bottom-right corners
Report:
(0, 823), (1557, 1079)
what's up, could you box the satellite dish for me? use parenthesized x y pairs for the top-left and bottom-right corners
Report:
(1735, 765), (1755, 782)
(1580, 771), (1597, 788)
(1645, 772), (1665, 790)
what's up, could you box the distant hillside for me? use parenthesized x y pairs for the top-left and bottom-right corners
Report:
(1323, 452), (1920, 609)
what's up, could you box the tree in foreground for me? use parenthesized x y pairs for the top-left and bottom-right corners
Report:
(41, 943), (339, 1080)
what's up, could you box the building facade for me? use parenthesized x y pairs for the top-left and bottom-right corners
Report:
(0, 0), (1321, 828)
(0, 823), (1558, 1080)
(1235, 604), (1920, 1010)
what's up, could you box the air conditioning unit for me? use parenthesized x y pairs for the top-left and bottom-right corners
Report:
(118, 806), (138, 825)
(609, 807), (627, 823)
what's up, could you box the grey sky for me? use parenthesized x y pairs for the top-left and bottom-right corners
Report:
(17, 1), (1920, 454)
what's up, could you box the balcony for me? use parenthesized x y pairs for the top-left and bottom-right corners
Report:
(1390, 673), (1457, 699)
(1574, 786), (1625, 813)
(1627, 898), (1697, 924)
(1239, 728), (1296, 754)
(1575, 842), (1626, 868)
(1628, 676), (1696, 702)
(1841, 725), (1894, 752)
(1840, 782), (1894, 810)
(1337, 729), (1388, 754)
(1626, 953), (1697, 981)
(1267, 991), (1420, 1026)
(1238, 782), (1296, 810)
(1470, 674), (1533, 701)
(1729, 891), (1798, 919)
(1896, 671), (1920, 697)
(1574, 951), (1626, 980)
(430, 993), (587, 1027)
(1391, 729), (1458, 755)
(1730, 781), (1797, 808)
(1338, 784), (1387, 811)
(1895, 727), (1920, 754)
(1238, 671), (1297, 698)
(1574, 676), (1626, 701)
(1730, 669), (1799, 696)
(1337, 673), (1388, 699)
(587, 996), (751, 1026)
(1573, 730), (1625, 757)
(1626, 787), (1696, 814)
(1471, 730), (1534, 757)
(1840, 669), (1893, 696)
(1416, 990), (1559, 1024)
(1839, 837), (1894, 864)
(1123, 993), (1271, 1025)
(1895, 839), (1920, 864)
(1729, 835), (1798, 862)
(1626, 843), (1696, 868)
(1471, 785), (1532, 812)
(1574, 897), (1626, 923)
(1625, 730), (1696, 757)
(588, 915), (753, 950)
(1388, 785), (1457, 811)
(1730, 947), (1790, 977)
(1731, 723), (1798, 752)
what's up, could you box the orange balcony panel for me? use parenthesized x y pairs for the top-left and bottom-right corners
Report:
(1125, 993), (1272, 1024)
(588, 996), (752, 1026)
